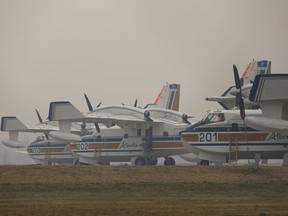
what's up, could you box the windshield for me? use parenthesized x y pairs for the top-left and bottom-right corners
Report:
(203, 113), (225, 124)
(31, 135), (45, 144)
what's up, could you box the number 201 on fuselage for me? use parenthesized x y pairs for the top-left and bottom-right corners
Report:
(199, 132), (217, 142)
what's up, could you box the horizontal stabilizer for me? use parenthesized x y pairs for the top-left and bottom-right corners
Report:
(250, 74), (288, 102)
(249, 74), (288, 121)
(48, 101), (85, 121)
(1, 117), (27, 131)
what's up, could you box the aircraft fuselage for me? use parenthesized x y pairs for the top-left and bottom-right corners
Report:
(181, 110), (288, 163)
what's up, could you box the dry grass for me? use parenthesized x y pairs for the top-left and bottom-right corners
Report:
(0, 165), (287, 216)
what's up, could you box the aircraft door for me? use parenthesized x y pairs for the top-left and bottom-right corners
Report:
(93, 132), (107, 163)
(101, 132), (108, 158)
(174, 128), (183, 146)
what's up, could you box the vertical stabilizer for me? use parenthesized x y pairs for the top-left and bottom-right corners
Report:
(241, 60), (271, 85)
(152, 83), (180, 111)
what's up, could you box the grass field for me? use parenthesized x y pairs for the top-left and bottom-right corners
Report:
(0, 165), (287, 216)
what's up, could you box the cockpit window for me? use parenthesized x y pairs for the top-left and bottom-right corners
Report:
(31, 135), (45, 144)
(203, 113), (225, 123)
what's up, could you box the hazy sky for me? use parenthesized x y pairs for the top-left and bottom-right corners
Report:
(1, 0), (288, 163)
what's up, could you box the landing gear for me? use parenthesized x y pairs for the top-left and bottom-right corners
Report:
(100, 162), (110, 166)
(146, 158), (158, 165)
(164, 157), (175, 166)
(135, 157), (146, 165)
(74, 159), (80, 165)
(135, 157), (158, 165)
(200, 160), (210, 166)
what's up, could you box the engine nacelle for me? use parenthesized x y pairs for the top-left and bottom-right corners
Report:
(49, 131), (81, 142)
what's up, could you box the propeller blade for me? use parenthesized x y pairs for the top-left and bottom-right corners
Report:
(239, 98), (245, 119)
(233, 64), (241, 89)
(84, 94), (93, 111)
(35, 109), (43, 123)
(96, 102), (102, 108)
(233, 64), (245, 119)
(44, 133), (50, 141)
(134, 99), (138, 107)
(95, 123), (100, 133)
(235, 93), (240, 107)
(84, 94), (100, 132)
(35, 109), (50, 140)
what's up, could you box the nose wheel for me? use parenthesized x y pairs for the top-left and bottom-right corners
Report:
(200, 160), (210, 166)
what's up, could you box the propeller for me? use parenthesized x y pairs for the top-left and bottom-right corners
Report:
(134, 99), (138, 107)
(96, 102), (102, 108)
(35, 109), (43, 124)
(233, 65), (245, 120)
(84, 94), (101, 133)
(35, 109), (50, 141)
(84, 94), (93, 111)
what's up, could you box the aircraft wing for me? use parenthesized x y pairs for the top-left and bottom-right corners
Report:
(48, 101), (190, 127)
(245, 74), (288, 131)
(48, 102), (152, 127)
(47, 101), (192, 141)
(145, 107), (193, 125)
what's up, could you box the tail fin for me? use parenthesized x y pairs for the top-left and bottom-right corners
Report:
(1, 117), (27, 148)
(145, 83), (180, 111)
(241, 60), (271, 85)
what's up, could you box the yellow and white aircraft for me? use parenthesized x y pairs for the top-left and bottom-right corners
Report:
(1, 83), (186, 165)
(181, 66), (288, 164)
(179, 60), (272, 165)
(1, 111), (91, 164)
(47, 98), (193, 165)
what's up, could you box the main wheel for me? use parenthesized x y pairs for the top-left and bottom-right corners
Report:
(200, 160), (210, 166)
(164, 157), (176, 166)
(135, 157), (146, 165)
